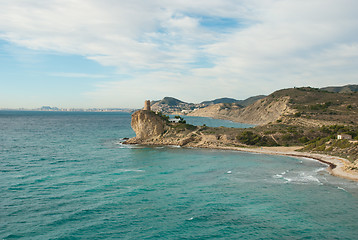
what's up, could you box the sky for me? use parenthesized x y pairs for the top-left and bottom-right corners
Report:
(0, 0), (357, 109)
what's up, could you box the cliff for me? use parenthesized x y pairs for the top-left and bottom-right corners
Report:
(189, 87), (358, 126)
(125, 110), (166, 143)
(125, 110), (244, 147)
(189, 96), (294, 125)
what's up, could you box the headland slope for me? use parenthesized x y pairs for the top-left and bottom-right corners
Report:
(125, 86), (358, 181)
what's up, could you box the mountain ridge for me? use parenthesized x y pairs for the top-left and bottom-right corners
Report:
(320, 84), (358, 93)
(149, 84), (358, 126)
(150, 95), (266, 115)
(189, 86), (358, 126)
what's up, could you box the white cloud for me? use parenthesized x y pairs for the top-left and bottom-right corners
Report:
(0, 0), (357, 107)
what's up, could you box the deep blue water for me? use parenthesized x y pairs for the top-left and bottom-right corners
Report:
(1, 111), (358, 239)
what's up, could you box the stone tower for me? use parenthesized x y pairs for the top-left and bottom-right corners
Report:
(144, 100), (151, 111)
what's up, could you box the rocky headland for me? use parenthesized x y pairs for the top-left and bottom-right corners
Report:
(124, 108), (358, 181)
(125, 85), (358, 181)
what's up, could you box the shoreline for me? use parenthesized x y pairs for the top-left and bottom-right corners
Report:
(125, 140), (358, 182)
(198, 145), (358, 182)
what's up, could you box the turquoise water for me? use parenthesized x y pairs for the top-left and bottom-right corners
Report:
(174, 115), (254, 128)
(1, 111), (358, 239)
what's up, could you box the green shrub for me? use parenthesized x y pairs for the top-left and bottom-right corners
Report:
(236, 131), (278, 146)
(282, 134), (292, 141)
(299, 137), (309, 143)
(334, 139), (351, 149)
(156, 112), (169, 122)
(173, 123), (197, 131)
(237, 131), (261, 145)
(294, 112), (302, 117)
(316, 145), (326, 151)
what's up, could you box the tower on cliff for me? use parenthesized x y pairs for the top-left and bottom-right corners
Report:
(144, 100), (151, 111)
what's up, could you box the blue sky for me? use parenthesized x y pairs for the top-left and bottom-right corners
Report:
(0, 0), (357, 108)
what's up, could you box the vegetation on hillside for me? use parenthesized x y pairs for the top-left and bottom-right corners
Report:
(301, 139), (358, 163)
(156, 111), (170, 122)
(152, 86), (358, 162)
(270, 87), (358, 125)
(236, 130), (278, 146)
(321, 84), (358, 93)
(155, 112), (197, 131)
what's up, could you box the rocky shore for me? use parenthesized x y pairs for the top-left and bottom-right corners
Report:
(124, 110), (358, 182)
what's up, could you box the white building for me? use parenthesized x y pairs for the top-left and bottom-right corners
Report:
(169, 118), (180, 123)
(337, 134), (352, 140)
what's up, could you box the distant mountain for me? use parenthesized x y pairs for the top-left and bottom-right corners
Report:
(151, 97), (195, 114)
(154, 97), (187, 106)
(150, 95), (267, 115)
(320, 84), (358, 93)
(239, 95), (266, 107)
(201, 98), (238, 105)
(200, 95), (266, 107)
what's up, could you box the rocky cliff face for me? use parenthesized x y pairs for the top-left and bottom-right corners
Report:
(125, 110), (243, 147)
(125, 110), (201, 146)
(232, 96), (295, 125)
(189, 96), (295, 125)
(129, 110), (166, 140)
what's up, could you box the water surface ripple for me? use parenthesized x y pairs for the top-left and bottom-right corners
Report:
(1, 111), (358, 239)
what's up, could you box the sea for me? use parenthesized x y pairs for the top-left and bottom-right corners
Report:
(1, 111), (358, 239)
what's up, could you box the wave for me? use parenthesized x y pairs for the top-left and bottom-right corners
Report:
(116, 169), (145, 173)
(273, 169), (323, 185)
(114, 142), (143, 149)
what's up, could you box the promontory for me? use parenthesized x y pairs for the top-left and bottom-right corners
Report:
(124, 86), (358, 181)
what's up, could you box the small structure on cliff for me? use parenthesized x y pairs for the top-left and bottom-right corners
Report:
(169, 118), (180, 123)
(144, 100), (151, 111)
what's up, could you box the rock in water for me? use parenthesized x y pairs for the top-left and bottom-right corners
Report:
(130, 110), (166, 140)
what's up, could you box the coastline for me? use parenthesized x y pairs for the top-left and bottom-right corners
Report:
(126, 140), (358, 182)
(126, 109), (358, 182)
(195, 145), (358, 182)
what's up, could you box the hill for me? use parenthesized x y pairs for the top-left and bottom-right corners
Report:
(155, 97), (186, 106)
(149, 85), (358, 126)
(189, 96), (293, 125)
(321, 84), (358, 93)
(200, 95), (266, 107)
(188, 87), (358, 126)
(239, 95), (266, 107)
(150, 95), (266, 115)
(201, 97), (239, 105)
(151, 97), (196, 114)
(129, 86), (358, 170)
(271, 87), (358, 125)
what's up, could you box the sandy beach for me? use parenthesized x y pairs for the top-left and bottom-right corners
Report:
(127, 138), (358, 182)
(212, 145), (358, 182)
